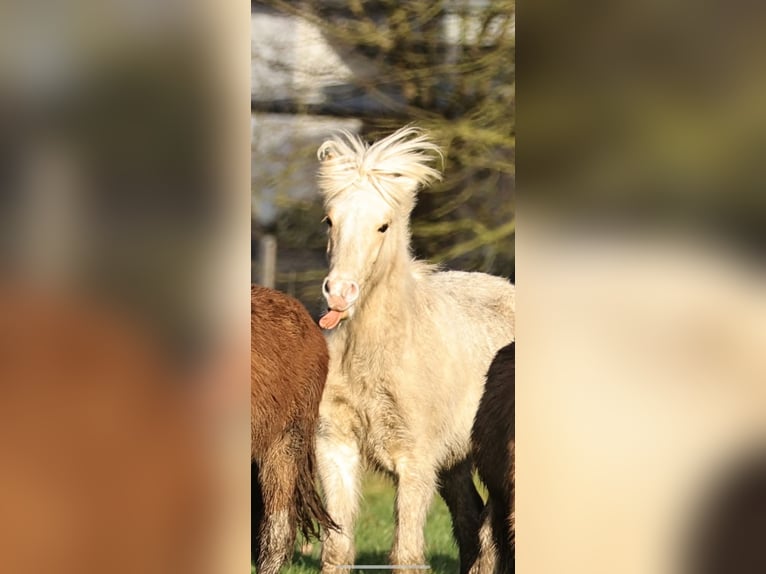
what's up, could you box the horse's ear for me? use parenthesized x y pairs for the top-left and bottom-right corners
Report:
(317, 142), (335, 162)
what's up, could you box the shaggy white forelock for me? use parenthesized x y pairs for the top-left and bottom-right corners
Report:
(316, 126), (443, 213)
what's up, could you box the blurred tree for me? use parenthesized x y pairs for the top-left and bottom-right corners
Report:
(253, 0), (515, 299)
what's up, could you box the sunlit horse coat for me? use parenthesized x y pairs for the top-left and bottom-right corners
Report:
(314, 127), (515, 573)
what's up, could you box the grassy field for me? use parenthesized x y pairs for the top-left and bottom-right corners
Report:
(254, 471), (474, 573)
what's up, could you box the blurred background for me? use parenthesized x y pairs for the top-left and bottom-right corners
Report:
(251, 0), (515, 313)
(0, 1), (250, 572)
(522, 0), (766, 251)
(520, 0), (766, 572)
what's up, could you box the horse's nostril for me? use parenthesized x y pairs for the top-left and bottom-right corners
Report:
(322, 278), (331, 296)
(346, 282), (359, 301)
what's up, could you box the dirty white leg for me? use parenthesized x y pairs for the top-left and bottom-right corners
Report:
(469, 505), (499, 574)
(316, 433), (361, 573)
(390, 463), (435, 573)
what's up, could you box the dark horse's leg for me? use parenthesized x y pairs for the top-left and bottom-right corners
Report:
(438, 459), (484, 574)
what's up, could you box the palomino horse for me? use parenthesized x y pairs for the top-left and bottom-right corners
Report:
(251, 285), (337, 574)
(314, 126), (515, 573)
(472, 342), (515, 574)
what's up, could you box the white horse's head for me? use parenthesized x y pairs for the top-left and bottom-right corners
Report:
(316, 126), (442, 329)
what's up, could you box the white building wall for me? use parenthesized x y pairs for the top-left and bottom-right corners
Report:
(251, 10), (353, 105)
(252, 10), (360, 226)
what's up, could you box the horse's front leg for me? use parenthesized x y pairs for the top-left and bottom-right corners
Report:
(390, 461), (436, 573)
(316, 417), (361, 573)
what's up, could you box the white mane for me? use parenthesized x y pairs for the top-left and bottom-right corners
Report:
(316, 126), (443, 211)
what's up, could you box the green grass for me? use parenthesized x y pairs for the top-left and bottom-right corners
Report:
(255, 471), (479, 573)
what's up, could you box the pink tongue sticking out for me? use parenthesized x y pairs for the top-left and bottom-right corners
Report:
(319, 309), (343, 330)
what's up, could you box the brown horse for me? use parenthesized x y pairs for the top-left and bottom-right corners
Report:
(251, 285), (337, 574)
(471, 342), (515, 574)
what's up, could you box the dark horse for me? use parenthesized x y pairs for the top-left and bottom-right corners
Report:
(471, 342), (515, 574)
(251, 285), (337, 573)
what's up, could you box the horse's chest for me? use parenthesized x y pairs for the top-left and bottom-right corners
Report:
(347, 377), (408, 471)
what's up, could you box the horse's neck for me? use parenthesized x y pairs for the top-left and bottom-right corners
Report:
(353, 257), (414, 338)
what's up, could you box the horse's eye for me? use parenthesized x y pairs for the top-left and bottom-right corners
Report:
(323, 216), (333, 228)
(378, 223), (389, 233)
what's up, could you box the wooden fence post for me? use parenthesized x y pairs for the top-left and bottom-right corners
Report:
(257, 234), (277, 289)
